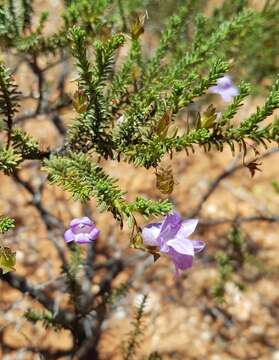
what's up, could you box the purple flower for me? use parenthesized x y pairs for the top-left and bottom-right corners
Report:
(209, 75), (238, 102)
(142, 211), (205, 277)
(64, 217), (100, 244)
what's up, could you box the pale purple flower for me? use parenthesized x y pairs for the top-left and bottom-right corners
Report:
(209, 75), (238, 102)
(142, 211), (205, 277)
(64, 217), (100, 244)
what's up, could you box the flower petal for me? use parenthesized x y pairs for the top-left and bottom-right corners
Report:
(192, 240), (206, 254)
(209, 85), (220, 94)
(74, 233), (93, 244)
(176, 219), (198, 239)
(217, 75), (232, 88)
(70, 217), (93, 228)
(71, 224), (94, 235)
(160, 242), (170, 254)
(88, 227), (100, 241)
(142, 223), (161, 246)
(167, 238), (194, 256)
(64, 229), (74, 243)
(169, 247), (194, 270)
(159, 211), (181, 241)
(220, 87), (238, 102)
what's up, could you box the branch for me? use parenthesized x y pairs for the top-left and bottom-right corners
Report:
(2, 272), (55, 310)
(200, 214), (279, 226)
(1, 271), (74, 331)
(12, 171), (67, 266)
(0, 335), (72, 360)
(188, 147), (279, 217)
(14, 97), (71, 124)
(12, 171), (60, 230)
(27, 55), (45, 114)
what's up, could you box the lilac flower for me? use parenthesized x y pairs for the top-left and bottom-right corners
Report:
(142, 211), (205, 276)
(64, 217), (100, 244)
(209, 75), (238, 102)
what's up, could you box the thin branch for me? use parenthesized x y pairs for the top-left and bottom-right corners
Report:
(200, 214), (279, 226)
(188, 147), (279, 217)
(1, 336), (72, 360)
(41, 55), (70, 73)
(28, 55), (45, 114)
(117, 0), (128, 32)
(14, 97), (71, 124)
(2, 272), (55, 310)
(12, 171), (67, 266)
(1, 272), (74, 330)
(51, 113), (67, 136)
(13, 172), (60, 230)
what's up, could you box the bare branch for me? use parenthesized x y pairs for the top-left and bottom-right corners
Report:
(200, 214), (279, 226)
(12, 171), (67, 266)
(188, 147), (279, 217)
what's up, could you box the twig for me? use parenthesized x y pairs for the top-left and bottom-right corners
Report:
(12, 171), (67, 266)
(12, 172), (60, 230)
(51, 113), (67, 136)
(2, 272), (55, 310)
(14, 97), (71, 123)
(188, 147), (279, 217)
(41, 55), (70, 73)
(48, 53), (69, 136)
(200, 214), (279, 226)
(117, 0), (128, 32)
(1, 337), (71, 360)
(28, 55), (45, 114)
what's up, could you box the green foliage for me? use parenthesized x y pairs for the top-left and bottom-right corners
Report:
(63, 0), (112, 35)
(211, 226), (278, 303)
(122, 294), (147, 360)
(65, 243), (83, 308)
(0, 127), (42, 173)
(107, 281), (130, 305)
(24, 309), (62, 331)
(232, 76), (279, 138)
(0, 63), (42, 172)
(68, 243), (82, 278)
(143, 8), (189, 83)
(127, 197), (173, 219)
(0, 216), (16, 274)
(0, 216), (15, 233)
(21, 0), (33, 30)
(44, 153), (172, 224)
(44, 152), (127, 221)
(110, 8), (279, 168)
(108, 37), (141, 111)
(0, 246), (16, 274)
(212, 251), (234, 303)
(68, 26), (124, 157)
(272, 180), (279, 193)
(94, 34), (125, 87)
(237, 1), (279, 85)
(11, 128), (41, 159)
(220, 82), (250, 125)
(0, 144), (22, 174)
(0, 0), (278, 357)
(0, 1), (278, 193)
(212, 226), (248, 303)
(0, 63), (20, 146)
